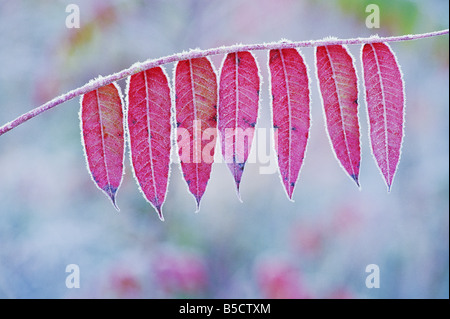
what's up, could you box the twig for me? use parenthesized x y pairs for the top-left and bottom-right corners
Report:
(0, 29), (448, 136)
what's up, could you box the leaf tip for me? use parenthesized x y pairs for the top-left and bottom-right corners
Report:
(351, 174), (360, 188)
(112, 201), (120, 212)
(236, 192), (243, 203)
(286, 183), (297, 202)
(286, 188), (295, 202)
(195, 196), (201, 213)
(387, 183), (392, 193)
(155, 205), (165, 221)
(234, 182), (243, 203)
(105, 187), (120, 211)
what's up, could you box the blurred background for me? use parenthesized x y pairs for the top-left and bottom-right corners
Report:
(0, 0), (448, 299)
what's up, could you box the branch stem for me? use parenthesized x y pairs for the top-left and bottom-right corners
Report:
(0, 29), (448, 136)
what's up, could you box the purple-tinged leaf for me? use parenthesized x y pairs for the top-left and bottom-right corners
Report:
(362, 42), (405, 191)
(269, 48), (310, 200)
(316, 45), (361, 186)
(80, 82), (125, 210)
(127, 67), (172, 220)
(175, 57), (218, 210)
(218, 51), (260, 199)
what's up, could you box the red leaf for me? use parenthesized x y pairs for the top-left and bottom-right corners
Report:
(218, 51), (260, 199)
(127, 67), (172, 220)
(316, 45), (361, 186)
(362, 42), (405, 191)
(269, 48), (310, 200)
(81, 82), (125, 210)
(175, 57), (218, 210)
